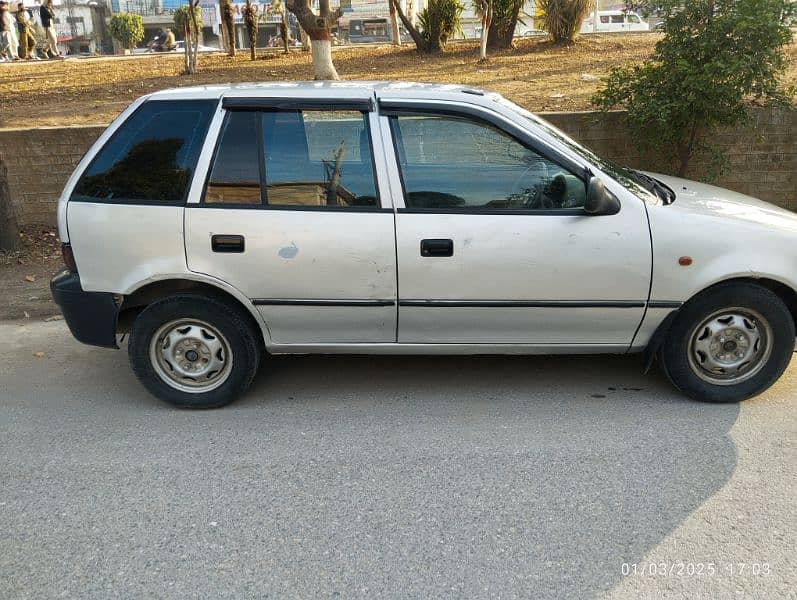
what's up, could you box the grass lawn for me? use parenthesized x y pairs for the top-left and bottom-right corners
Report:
(1, 34), (795, 129)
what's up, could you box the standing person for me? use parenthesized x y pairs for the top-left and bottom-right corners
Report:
(39, 0), (59, 57)
(0, 0), (19, 60)
(15, 2), (37, 60)
(0, 1), (10, 60)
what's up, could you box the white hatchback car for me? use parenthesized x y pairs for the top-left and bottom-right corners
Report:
(51, 82), (796, 408)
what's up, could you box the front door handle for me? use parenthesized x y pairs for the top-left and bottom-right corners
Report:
(421, 238), (453, 257)
(211, 234), (245, 253)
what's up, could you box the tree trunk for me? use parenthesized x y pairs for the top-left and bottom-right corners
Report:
(280, 13), (289, 54)
(183, 22), (191, 73)
(389, 1), (401, 46)
(487, 0), (520, 49)
(677, 120), (701, 178)
(221, 0), (236, 56)
(243, 0), (258, 61)
(0, 160), (20, 252)
(310, 38), (338, 79)
(389, 0), (428, 52)
(479, 1), (492, 60)
(188, 1), (200, 74)
(287, 0), (341, 78)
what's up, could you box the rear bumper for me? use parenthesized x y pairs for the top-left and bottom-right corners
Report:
(50, 270), (119, 349)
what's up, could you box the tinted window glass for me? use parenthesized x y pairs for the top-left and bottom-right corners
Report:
(611, 14), (624, 23)
(72, 100), (215, 205)
(391, 115), (585, 211)
(262, 110), (378, 208)
(204, 111), (261, 205)
(627, 14), (640, 23)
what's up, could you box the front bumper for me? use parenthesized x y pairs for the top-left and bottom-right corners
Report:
(50, 270), (119, 349)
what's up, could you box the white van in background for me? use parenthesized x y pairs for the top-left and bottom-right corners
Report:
(581, 10), (650, 33)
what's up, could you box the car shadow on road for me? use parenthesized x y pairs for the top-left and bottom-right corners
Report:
(233, 353), (740, 598)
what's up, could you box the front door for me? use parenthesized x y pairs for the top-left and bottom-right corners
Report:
(386, 111), (651, 347)
(186, 104), (397, 345)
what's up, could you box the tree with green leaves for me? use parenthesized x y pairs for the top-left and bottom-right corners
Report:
(174, 2), (203, 74)
(109, 13), (144, 51)
(592, 0), (794, 178)
(539, 0), (593, 44)
(390, 0), (464, 53)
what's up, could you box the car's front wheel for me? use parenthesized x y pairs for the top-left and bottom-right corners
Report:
(659, 282), (794, 403)
(129, 294), (262, 408)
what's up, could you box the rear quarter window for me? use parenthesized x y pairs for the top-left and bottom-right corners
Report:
(71, 99), (216, 205)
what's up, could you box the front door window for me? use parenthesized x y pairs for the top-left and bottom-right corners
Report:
(390, 114), (586, 211)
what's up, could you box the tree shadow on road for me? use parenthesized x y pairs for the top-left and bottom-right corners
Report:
(233, 353), (740, 598)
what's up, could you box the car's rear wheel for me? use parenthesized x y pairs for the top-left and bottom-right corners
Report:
(659, 282), (794, 402)
(129, 294), (261, 408)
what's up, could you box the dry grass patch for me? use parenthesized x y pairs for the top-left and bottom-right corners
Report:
(0, 34), (794, 128)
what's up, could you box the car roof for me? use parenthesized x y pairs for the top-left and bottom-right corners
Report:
(147, 81), (499, 104)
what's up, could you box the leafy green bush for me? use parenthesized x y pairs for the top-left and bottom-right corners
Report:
(538, 0), (593, 44)
(109, 13), (144, 50)
(418, 0), (465, 52)
(592, 0), (794, 178)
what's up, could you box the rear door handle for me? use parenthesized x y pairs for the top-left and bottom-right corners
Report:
(420, 238), (453, 257)
(211, 234), (245, 253)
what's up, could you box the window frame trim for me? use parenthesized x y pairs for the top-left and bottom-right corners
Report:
(383, 107), (591, 216)
(198, 105), (386, 212)
(68, 98), (218, 207)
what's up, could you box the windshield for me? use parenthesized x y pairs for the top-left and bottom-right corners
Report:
(494, 97), (670, 204)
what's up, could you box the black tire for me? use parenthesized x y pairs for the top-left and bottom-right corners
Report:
(128, 294), (262, 408)
(659, 282), (795, 403)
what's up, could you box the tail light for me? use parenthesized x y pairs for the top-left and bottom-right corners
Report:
(61, 243), (77, 272)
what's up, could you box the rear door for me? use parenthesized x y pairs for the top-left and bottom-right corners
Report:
(381, 105), (651, 347)
(185, 97), (398, 346)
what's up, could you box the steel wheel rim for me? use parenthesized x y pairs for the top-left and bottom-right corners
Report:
(149, 319), (233, 394)
(687, 307), (772, 386)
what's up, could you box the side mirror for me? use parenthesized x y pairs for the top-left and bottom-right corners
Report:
(585, 177), (621, 215)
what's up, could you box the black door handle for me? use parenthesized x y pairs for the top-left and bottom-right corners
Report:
(211, 234), (245, 253)
(421, 238), (453, 257)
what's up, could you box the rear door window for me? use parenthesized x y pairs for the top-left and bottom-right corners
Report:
(71, 100), (215, 205)
(201, 108), (379, 209)
(262, 110), (379, 208)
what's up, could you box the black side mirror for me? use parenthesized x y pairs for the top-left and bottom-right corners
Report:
(585, 177), (621, 215)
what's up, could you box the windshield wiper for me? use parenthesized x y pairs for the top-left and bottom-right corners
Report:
(630, 170), (676, 205)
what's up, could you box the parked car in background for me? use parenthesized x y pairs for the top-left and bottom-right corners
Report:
(52, 82), (797, 409)
(581, 11), (650, 33)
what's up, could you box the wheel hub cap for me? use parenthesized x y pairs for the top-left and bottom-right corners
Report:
(688, 309), (772, 385)
(149, 320), (233, 393)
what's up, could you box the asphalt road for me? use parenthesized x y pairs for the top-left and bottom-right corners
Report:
(1, 321), (795, 599)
